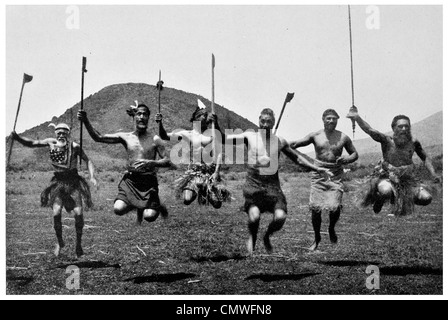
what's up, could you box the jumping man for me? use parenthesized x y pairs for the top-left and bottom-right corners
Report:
(10, 123), (97, 258)
(226, 108), (333, 255)
(157, 106), (230, 208)
(78, 103), (170, 225)
(290, 109), (358, 251)
(347, 108), (440, 216)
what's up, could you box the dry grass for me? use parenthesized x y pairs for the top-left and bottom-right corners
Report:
(5, 170), (443, 295)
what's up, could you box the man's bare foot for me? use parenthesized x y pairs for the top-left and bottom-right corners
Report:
(309, 241), (320, 251)
(309, 233), (321, 251)
(263, 234), (273, 254)
(246, 237), (255, 256)
(329, 228), (338, 244)
(76, 245), (84, 258)
(54, 242), (65, 257)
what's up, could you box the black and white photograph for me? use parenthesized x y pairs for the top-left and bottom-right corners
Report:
(2, 3), (445, 299)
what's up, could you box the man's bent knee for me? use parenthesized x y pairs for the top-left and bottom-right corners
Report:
(274, 209), (287, 223)
(415, 187), (432, 206)
(143, 209), (159, 222)
(114, 200), (130, 216)
(248, 206), (261, 224)
(377, 180), (394, 198)
(183, 190), (196, 205)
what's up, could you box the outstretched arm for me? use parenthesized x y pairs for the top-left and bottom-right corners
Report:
(347, 107), (387, 143)
(415, 140), (440, 182)
(77, 111), (123, 144)
(281, 139), (333, 178)
(10, 131), (52, 148)
(290, 133), (314, 149)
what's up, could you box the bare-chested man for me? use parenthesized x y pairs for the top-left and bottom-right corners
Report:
(347, 109), (440, 216)
(10, 123), (97, 258)
(226, 108), (332, 255)
(157, 106), (230, 208)
(78, 104), (170, 225)
(290, 109), (358, 251)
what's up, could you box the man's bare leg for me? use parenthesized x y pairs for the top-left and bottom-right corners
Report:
(136, 209), (144, 225)
(375, 180), (394, 213)
(183, 190), (197, 205)
(329, 207), (341, 244)
(52, 199), (64, 257)
(69, 192), (85, 258)
(114, 200), (133, 216)
(263, 209), (286, 254)
(414, 186), (433, 206)
(73, 211), (84, 258)
(309, 209), (322, 251)
(247, 206), (260, 256)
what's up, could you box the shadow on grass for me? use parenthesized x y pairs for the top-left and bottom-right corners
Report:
(191, 253), (246, 263)
(245, 273), (319, 282)
(318, 260), (381, 267)
(6, 275), (34, 286)
(124, 273), (196, 284)
(55, 260), (121, 270)
(381, 266), (443, 276)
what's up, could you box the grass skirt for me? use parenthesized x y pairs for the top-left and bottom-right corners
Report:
(41, 169), (93, 212)
(174, 163), (231, 206)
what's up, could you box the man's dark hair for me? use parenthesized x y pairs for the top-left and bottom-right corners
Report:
(137, 104), (150, 114)
(391, 115), (411, 129)
(260, 108), (275, 119)
(190, 107), (208, 122)
(322, 108), (340, 119)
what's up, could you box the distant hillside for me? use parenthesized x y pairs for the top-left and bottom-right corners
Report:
(8, 83), (257, 170)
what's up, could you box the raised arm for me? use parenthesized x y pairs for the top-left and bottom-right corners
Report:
(155, 113), (186, 142)
(290, 133), (314, 149)
(346, 107), (387, 143)
(10, 131), (53, 148)
(414, 139), (440, 182)
(77, 111), (123, 144)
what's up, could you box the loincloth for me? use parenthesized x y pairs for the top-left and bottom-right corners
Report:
(309, 160), (344, 212)
(361, 161), (421, 216)
(242, 168), (287, 213)
(174, 163), (231, 205)
(41, 169), (93, 212)
(116, 171), (161, 210)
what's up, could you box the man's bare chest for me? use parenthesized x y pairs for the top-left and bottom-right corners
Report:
(315, 135), (344, 152)
(386, 142), (414, 162)
(126, 135), (157, 155)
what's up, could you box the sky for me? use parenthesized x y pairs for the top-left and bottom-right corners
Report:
(4, 5), (443, 154)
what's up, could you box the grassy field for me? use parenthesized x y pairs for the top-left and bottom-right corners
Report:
(5, 170), (443, 295)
